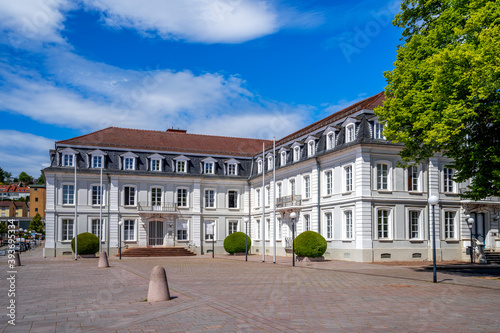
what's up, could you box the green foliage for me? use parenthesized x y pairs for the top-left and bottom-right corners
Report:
(294, 231), (327, 258)
(37, 175), (44, 185)
(0, 167), (11, 183)
(375, 0), (500, 200)
(71, 232), (99, 255)
(29, 213), (44, 234)
(19, 172), (33, 184)
(0, 221), (7, 235)
(223, 232), (251, 254)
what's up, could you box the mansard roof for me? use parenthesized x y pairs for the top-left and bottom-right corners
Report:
(57, 127), (272, 157)
(275, 91), (384, 147)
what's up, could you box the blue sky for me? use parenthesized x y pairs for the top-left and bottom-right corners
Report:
(0, 0), (402, 178)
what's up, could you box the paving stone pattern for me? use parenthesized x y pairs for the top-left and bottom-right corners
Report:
(1, 248), (499, 332)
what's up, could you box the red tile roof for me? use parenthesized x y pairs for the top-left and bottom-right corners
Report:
(57, 128), (272, 157)
(275, 91), (385, 147)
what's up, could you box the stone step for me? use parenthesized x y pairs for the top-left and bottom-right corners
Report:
(119, 247), (196, 257)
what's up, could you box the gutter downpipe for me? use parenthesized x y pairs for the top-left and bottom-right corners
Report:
(107, 174), (111, 255)
(315, 157), (321, 234)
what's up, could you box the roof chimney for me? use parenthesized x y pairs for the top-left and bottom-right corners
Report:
(166, 128), (187, 134)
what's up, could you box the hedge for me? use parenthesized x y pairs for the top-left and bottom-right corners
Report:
(294, 231), (327, 258)
(223, 232), (251, 254)
(71, 232), (99, 255)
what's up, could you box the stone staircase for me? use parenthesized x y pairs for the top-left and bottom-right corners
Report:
(119, 247), (196, 257)
(484, 251), (500, 264)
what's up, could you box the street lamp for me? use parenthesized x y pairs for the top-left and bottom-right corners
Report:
(290, 212), (297, 267)
(118, 221), (123, 260)
(467, 217), (475, 264)
(428, 195), (439, 283)
(211, 222), (216, 258)
(244, 217), (249, 262)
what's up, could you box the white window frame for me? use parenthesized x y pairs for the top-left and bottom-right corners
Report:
(204, 162), (215, 175)
(304, 214), (310, 231)
(289, 179), (296, 196)
(255, 219), (260, 239)
(204, 188), (216, 208)
(61, 218), (74, 241)
(280, 151), (287, 166)
(277, 182), (282, 198)
(62, 184), (75, 205)
(408, 165), (421, 192)
(177, 187), (189, 208)
(293, 146), (301, 162)
(344, 210), (353, 240)
(257, 159), (263, 173)
(91, 218), (105, 241)
(228, 220), (239, 235)
(92, 155), (104, 169)
(227, 163), (238, 175)
(176, 219), (189, 241)
(344, 165), (353, 193)
(227, 189), (239, 209)
(123, 219), (136, 241)
(267, 156), (274, 171)
(443, 210), (457, 239)
(374, 122), (385, 139)
(123, 185), (137, 207)
(376, 162), (391, 190)
(443, 167), (456, 193)
(255, 188), (261, 207)
(407, 209), (423, 240)
(376, 208), (392, 240)
(346, 123), (355, 143)
(325, 212), (333, 239)
(176, 160), (186, 173)
(62, 153), (75, 167)
(265, 186), (270, 207)
(123, 157), (135, 170)
(326, 131), (335, 150)
(307, 140), (315, 157)
(90, 184), (105, 206)
(204, 220), (216, 241)
(150, 186), (163, 207)
(151, 159), (161, 172)
(304, 175), (311, 199)
(325, 170), (333, 196)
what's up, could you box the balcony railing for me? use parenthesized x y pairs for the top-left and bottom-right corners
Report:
(138, 202), (177, 212)
(276, 195), (302, 208)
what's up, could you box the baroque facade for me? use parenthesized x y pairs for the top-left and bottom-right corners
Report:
(43, 92), (500, 261)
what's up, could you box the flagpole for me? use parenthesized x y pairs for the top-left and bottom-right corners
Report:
(273, 137), (276, 263)
(262, 142), (265, 262)
(74, 155), (78, 260)
(99, 165), (103, 254)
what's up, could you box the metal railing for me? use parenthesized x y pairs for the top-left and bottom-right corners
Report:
(276, 195), (302, 208)
(138, 202), (177, 212)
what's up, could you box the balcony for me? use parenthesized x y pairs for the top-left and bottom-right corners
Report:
(276, 195), (302, 208)
(138, 202), (177, 212)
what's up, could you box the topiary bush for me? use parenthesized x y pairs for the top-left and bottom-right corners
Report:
(223, 232), (251, 254)
(294, 231), (327, 258)
(71, 232), (99, 255)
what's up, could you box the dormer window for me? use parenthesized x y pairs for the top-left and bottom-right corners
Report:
(267, 156), (274, 171)
(202, 157), (217, 175)
(374, 122), (385, 139)
(173, 155), (190, 173)
(148, 153), (164, 172)
(326, 132), (335, 150)
(225, 158), (240, 176)
(307, 140), (315, 157)
(346, 124), (355, 143)
(257, 159), (263, 173)
(280, 151), (287, 166)
(61, 148), (77, 167)
(293, 146), (300, 162)
(93, 155), (103, 168)
(121, 152), (138, 171)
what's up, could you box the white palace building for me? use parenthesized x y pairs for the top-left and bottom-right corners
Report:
(43, 92), (500, 261)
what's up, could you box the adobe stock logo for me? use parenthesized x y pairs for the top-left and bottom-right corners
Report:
(337, 2), (400, 63)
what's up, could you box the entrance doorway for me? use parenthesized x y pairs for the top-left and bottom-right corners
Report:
(148, 220), (164, 247)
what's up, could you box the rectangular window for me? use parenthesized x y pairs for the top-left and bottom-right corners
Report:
(290, 180), (296, 196)
(293, 147), (300, 162)
(256, 220), (260, 239)
(278, 218), (282, 239)
(327, 132), (335, 150)
(205, 221), (215, 240)
(281, 151), (287, 166)
(63, 154), (74, 167)
(326, 213), (332, 239)
(308, 141), (315, 157)
(408, 166), (419, 191)
(151, 159), (160, 171)
(277, 183), (282, 198)
(257, 160), (262, 173)
(345, 211), (353, 239)
(124, 157), (134, 170)
(92, 185), (102, 206)
(151, 187), (162, 207)
(61, 219), (74, 241)
(346, 124), (355, 142)
(124, 186), (135, 206)
(62, 184), (74, 205)
(124, 219), (135, 241)
(445, 211), (456, 239)
(177, 160), (186, 173)
(92, 219), (104, 241)
(374, 122), (384, 139)
(228, 190), (238, 208)
(378, 210), (389, 239)
(409, 211), (420, 239)
(266, 219), (271, 240)
(228, 163), (237, 175)
(256, 189), (261, 207)
(205, 189), (215, 208)
(228, 221), (238, 235)
(444, 168), (454, 193)
(326, 171), (332, 195)
(92, 155), (103, 168)
(176, 220), (188, 240)
(345, 165), (352, 192)
(377, 164), (388, 190)
(304, 176), (311, 198)
(266, 186), (270, 206)
(304, 215), (310, 231)
(177, 188), (188, 207)
(268, 156), (273, 171)
(204, 162), (214, 174)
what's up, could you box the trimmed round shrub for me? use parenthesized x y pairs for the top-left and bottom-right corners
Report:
(71, 232), (99, 255)
(294, 231), (327, 258)
(223, 232), (251, 254)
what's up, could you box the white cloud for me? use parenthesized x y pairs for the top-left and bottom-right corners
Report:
(83, 0), (280, 43)
(0, 0), (74, 47)
(0, 130), (54, 177)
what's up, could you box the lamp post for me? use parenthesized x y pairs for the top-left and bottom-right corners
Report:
(290, 212), (297, 267)
(212, 222), (215, 259)
(244, 217), (249, 262)
(467, 217), (475, 264)
(118, 221), (123, 260)
(428, 195), (439, 283)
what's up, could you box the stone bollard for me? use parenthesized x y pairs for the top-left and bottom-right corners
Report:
(147, 266), (171, 302)
(14, 252), (22, 266)
(98, 251), (110, 268)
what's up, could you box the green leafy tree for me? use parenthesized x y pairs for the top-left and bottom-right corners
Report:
(0, 221), (7, 237)
(29, 213), (44, 234)
(19, 172), (33, 184)
(375, 0), (500, 200)
(37, 175), (44, 185)
(0, 167), (11, 183)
